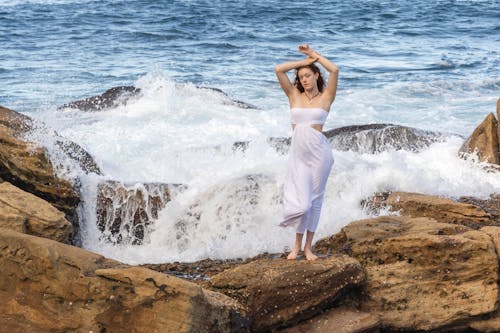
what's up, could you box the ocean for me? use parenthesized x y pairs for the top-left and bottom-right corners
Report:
(1, 0), (499, 264)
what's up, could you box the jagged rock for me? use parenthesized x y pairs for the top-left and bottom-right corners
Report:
(97, 180), (186, 245)
(323, 123), (447, 153)
(0, 181), (72, 243)
(459, 113), (499, 165)
(59, 86), (141, 111)
(278, 306), (380, 333)
(314, 216), (498, 331)
(209, 255), (366, 332)
(0, 105), (80, 219)
(0, 228), (249, 333)
(362, 191), (492, 229)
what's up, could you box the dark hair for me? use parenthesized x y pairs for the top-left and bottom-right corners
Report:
(294, 64), (325, 93)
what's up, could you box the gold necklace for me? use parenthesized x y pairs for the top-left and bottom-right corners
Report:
(305, 90), (320, 104)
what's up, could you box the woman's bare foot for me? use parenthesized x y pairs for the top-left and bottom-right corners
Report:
(304, 249), (318, 261)
(287, 248), (301, 260)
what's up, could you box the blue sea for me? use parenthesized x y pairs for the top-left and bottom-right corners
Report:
(1, 0), (499, 264)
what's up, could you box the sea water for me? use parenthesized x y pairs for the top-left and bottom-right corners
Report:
(1, 0), (499, 264)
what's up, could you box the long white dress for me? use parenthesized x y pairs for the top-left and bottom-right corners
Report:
(279, 107), (334, 234)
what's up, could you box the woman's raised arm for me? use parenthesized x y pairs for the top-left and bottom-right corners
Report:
(274, 57), (318, 97)
(298, 44), (339, 102)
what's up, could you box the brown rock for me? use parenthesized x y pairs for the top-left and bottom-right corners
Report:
(0, 228), (249, 333)
(459, 112), (499, 164)
(209, 255), (366, 332)
(278, 306), (380, 333)
(0, 105), (80, 217)
(315, 216), (498, 331)
(467, 226), (500, 332)
(0, 181), (72, 242)
(384, 191), (491, 228)
(97, 180), (186, 244)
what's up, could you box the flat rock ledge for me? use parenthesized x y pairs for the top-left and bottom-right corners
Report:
(314, 216), (498, 331)
(362, 191), (495, 229)
(209, 254), (366, 332)
(0, 228), (249, 333)
(0, 181), (72, 243)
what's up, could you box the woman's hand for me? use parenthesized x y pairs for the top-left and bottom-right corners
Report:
(298, 44), (319, 59)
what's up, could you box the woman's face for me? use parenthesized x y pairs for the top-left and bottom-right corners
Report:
(298, 68), (319, 90)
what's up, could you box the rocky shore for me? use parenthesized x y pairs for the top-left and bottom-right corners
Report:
(0, 94), (499, 332)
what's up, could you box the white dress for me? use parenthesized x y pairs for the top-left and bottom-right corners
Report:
(279, 107), (334, 234)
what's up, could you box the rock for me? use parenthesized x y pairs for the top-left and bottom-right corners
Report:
(96, 181), (186, 245)
(0, 105), (80, 218)
(363, 191), (492, 229)
(466, 226), (500, 332)
(323, 123), (448, 153)
(0, 181), (72, 243)
(0, 228), (249, 333)
(209, 255), (366, 332)
(458, 193), (500, 224)
(277, 306), (380, 333)
(198, 86), (258, 109)
(459, 113), (499, 165)
(59, 86), (141, 111)
(314, 216), (498, 331)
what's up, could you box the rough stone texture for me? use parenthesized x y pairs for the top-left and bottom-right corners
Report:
(459, 193), (500, 224)
(0, 181), (72, 243)
(278, 306), (380, 333)
(0, 105), (80, 216)
(0, 228), (249, 333)
(365, 191), (493, 229)
(459, 112), (500, 165)
(314, 216), (498, 331)
(209, 255), (366, 332)
(97, 180), (186, 245)
(466, 226), (500, 332)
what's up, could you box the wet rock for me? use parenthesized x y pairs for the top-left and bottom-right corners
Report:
(323, 123), (448, 153)
(459, 112), (499, 165)
(0, 105), (80, 219)
(458, 193), (500, 224)
(0, 228), (249, 333)
(362, 191), (492, 229)
(209, 255), (366, 332)
(278, 306), (380, 333)
(198, 86), (258, 109)
(314, 216), (498, 331)
(59, 86), (141, 111)
(97, 180), (186, 245)
(0, 181), (72, 243)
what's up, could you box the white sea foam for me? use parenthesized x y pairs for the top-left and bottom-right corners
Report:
(30, 73), (500, 265)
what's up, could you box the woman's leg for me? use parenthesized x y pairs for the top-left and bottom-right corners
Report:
(287, 232), (304, 260)
(304, 230), (318, 261)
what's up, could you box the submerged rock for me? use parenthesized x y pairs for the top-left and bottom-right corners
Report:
(209, 255), (366, 332)
(59, 86), (141, 111)
(362, 191), (493, 229)
(0, 181), (72, 243)
(459, 112), (500, 165)
(0, 228), (249, 333)
(265, 124), (448, 155)
(323, 123), (448, 153)
(314, 216), (498, 331)
(97, 180), (186, 245)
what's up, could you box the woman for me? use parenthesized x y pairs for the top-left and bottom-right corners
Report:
(275, 44), (339, 261)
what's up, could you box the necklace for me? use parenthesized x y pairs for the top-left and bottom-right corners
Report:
(305, 90), (320, 104)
